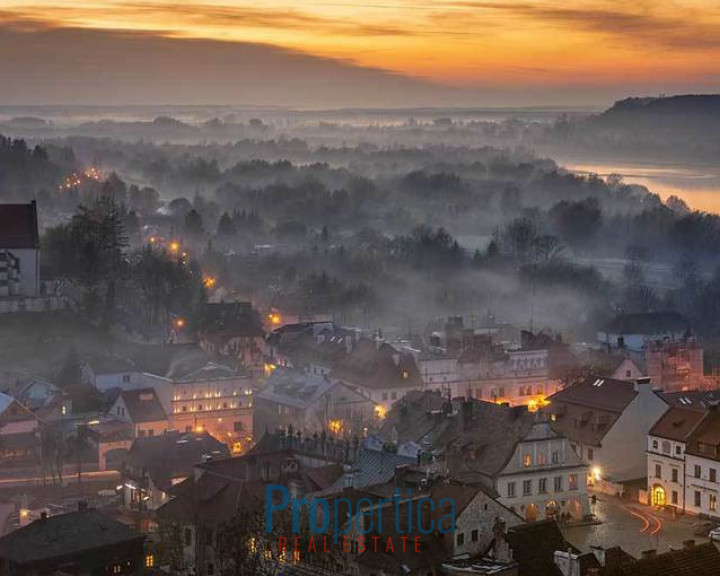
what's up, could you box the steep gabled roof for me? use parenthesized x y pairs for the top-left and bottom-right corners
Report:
(661, 389), (720, 411)
(333, 339), (422, 390)
(549, 377), (638, 413)
(649, 407), (707, 442)
(0, 202), (39, 249)
(118, 388), (167, 423)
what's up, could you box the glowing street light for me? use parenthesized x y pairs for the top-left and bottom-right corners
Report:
(169, 241), (180, 253)
(174, 317), (186, 329)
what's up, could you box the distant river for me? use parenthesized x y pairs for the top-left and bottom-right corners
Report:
(560, 160), (720, 214)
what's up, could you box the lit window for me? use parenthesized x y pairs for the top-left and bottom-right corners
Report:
(145, 555), (155, 567)
(569, 474), (578, 490)
(523, 454), (532, 467)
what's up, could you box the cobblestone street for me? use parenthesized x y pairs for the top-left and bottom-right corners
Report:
(561, 493), (715, 558)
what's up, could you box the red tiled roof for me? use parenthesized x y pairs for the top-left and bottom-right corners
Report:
(119, 388), (167, 423)
(649, 407), (706, 442)
(549, 377), (638, 413)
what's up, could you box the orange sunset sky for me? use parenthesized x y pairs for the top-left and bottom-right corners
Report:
(1, 1), (719, 106)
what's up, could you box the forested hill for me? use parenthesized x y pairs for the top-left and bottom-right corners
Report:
(597, 94), (720, 128)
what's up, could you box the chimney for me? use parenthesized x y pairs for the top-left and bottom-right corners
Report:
(40, 512), (48, 522)
(683, 539), (695, 549)
(640, 549), (656, 560)
(634, 377), (652, 393)
(78, 500), (88, 512)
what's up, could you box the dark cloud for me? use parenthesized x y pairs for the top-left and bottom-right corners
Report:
(0, 23), (473, 107)
(449, 2), (720, 50)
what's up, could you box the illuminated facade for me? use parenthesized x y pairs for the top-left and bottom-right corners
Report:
(170, 363), (254, 453)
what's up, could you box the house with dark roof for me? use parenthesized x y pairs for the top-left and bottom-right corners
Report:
(157, 431), (344, 576)
(597, 312), (691, 354)
(197, 301), (266, 374)
(333, 339), (423, 410)
(444, 518), (585, 576)
(327, 478), (524, 576)
(0, 505), (146, 576)
(661, 389), (720, 411)
(121, 430), (230, 511)
(0, 391), (41, 466)
(683, 406), (720, 519)
(266, 321), (359, 376)
(0, 201), (39, 298)
(381, 392), (589, 522)
(109, 388), (169, 438)
(646, 406), (707, 510)
(547, 377), (668, 493)
(554, 539), (720, 576)
(253, 366), (376, 438)
(597, 540), (720, 576)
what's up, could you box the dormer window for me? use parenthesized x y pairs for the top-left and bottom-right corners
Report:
(523, 453), (532, 467)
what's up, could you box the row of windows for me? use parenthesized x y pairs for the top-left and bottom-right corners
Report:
(174, 401), (248, 413)
(507, 474), (578, 497)
(651, 439), (683, 456)
(654, 462), (720, 485)
(523, 451), (561, 467)
(173, 389), (252, 401)
(693, 464), (718, 482)
(653, 463), (681, 483)
(693, 490), (718, 511)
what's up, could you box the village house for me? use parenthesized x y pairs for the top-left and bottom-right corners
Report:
(646, 405), (707, 510)
(253, 366), (377, 437)
(682, 406), (720, 519)
(0, 201), (39, 297)
(266, 320), (361, 376)
(0, 504), (147, 576)
(0, 201), (65, 313)
(555, 540), (720, 576)
(1, 374), (71, 420)
(121, 430), (230, 513)
(108, 388), (169, 438)
(333, 339), (423, 411)
(323, 476), (524, 576)
(646, 337), (707, 392)
(170, 362), (254, 454)
(82, 357), (174, 412)
(417, 348), (460, 396)
(547, 376), (668, 495)
(157, 430), (346, 576)
(381, 392), (589, 522)
(197, 301), (266, 375)
(0, 391), (41, 466)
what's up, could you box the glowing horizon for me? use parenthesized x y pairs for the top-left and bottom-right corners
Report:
(1, 0), (719, 92)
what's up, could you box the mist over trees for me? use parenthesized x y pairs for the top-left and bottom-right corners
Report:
(3, 100), (720, 342)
